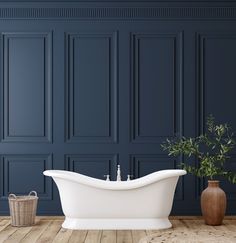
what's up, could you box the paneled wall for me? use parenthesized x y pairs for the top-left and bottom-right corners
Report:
(0, 1), (236, 215)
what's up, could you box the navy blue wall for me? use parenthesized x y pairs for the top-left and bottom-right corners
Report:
(0, 1), (236, 215)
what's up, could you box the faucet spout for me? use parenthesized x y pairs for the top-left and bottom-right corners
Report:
(116, 164), (121, 181)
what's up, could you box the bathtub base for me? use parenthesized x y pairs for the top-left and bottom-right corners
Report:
(62, 217), (172, 230)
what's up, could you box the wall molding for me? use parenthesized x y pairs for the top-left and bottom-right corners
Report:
(65, 154), (118, 180)
(130, 32), (183, 143)
(195, 32), (236, 201)
(1, 31), (52, 143)
(196, 32), (236, 136)
(65, 31), (118, 144)
(0, 154), (53, 200)
(0, 7), (235, 19)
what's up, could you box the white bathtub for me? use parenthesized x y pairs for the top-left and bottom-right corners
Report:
(43, 169), (186, 230)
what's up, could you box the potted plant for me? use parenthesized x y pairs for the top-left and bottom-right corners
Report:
(162, 115), (236, 225)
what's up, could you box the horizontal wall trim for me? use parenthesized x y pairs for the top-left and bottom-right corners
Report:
(0, 7), (234, 19)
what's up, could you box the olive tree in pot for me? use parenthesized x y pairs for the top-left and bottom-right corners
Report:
(162, 115), (236, 226)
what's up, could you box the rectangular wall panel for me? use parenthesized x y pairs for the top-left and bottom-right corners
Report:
(1, 32), (52, 143)
(65, 32), (118, 143)
(65, 154), (117, 180)
(130, 155), (183, 200)
(197, 33), (236, 133)
(130, 32), (183, 143)
(196, 33), (236, 200)
(0, 154), (52, 200)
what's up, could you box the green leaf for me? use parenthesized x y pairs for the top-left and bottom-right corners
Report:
(161, 115), (236, 183)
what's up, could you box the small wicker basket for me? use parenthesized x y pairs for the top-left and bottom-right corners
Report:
(8, 191), (38, 227)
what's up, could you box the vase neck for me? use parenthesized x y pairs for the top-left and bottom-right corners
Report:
(208, 180), (219, 187)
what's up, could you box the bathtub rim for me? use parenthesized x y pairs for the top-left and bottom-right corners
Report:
(43, 169), (186, 190)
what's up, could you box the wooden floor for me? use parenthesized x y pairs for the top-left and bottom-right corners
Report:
(0, 216), (235, 243)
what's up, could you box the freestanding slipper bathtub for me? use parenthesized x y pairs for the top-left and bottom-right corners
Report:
(43, 169), (186, 230)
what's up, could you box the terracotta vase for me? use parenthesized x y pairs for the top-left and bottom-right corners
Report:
(201, 180), (226, 226)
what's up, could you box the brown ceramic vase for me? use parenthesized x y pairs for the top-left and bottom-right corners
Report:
(201, 180), (226, 226)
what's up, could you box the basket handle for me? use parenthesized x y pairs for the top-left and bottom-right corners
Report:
(28, 191), (37, 197)
(8, 194), (17, 199)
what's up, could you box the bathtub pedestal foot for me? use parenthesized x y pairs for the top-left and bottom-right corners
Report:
(62, 217), (172, 230)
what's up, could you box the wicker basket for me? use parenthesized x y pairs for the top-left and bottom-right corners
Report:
(8, 191), (38, 227)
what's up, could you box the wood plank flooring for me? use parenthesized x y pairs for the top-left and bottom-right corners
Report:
(0, 216), (234, 243)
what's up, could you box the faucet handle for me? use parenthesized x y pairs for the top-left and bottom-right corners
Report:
(127, 175), (133, 181)
(104, 175), (110, 181)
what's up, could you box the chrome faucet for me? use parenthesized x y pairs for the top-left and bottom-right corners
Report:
(104, 165), (132, 181)
(116, 164), (121, 181)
